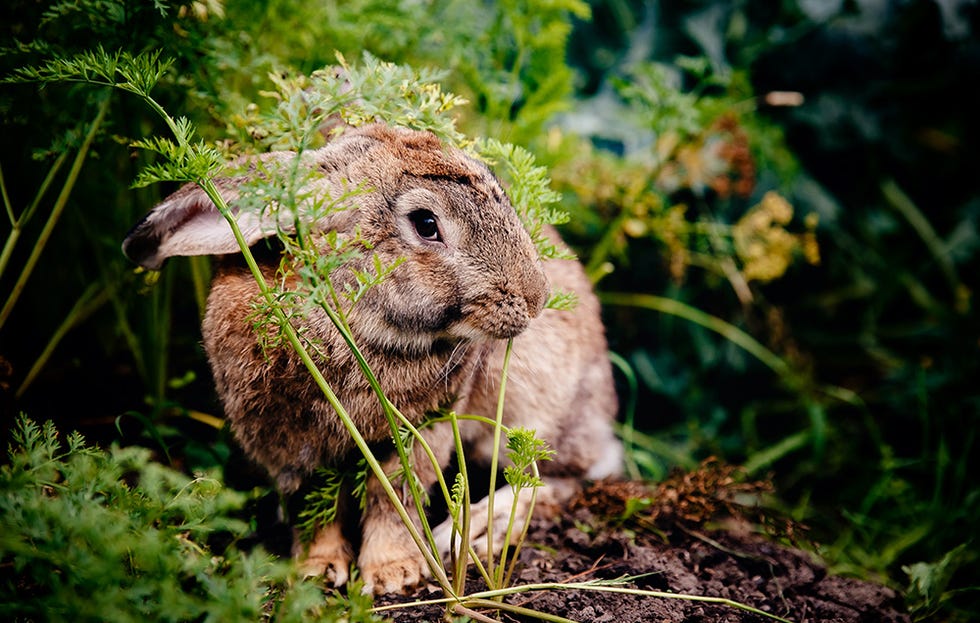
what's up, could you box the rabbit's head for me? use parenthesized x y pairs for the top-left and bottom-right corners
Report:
(123, 124), (548, 350)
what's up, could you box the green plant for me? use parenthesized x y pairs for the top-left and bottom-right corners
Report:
(0, 416), (341, 622)
(903, 544), (976, 621)
(0, 0), (223, 408)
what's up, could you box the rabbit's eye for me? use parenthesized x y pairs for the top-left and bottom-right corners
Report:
(409, 209), (442, 242)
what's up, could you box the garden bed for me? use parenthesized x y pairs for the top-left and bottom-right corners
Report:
(377, 478), (910, 623)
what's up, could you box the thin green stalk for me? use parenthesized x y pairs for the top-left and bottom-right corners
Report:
(501, 461), (541, 588)
(428, 413), (501, 429)
(495, 486), (523, 587)
(1, 153), (70, 279)
(599, 291), (793, 379)
(148, 263), (173, 402)
(107, 273), (149, 382)
(452, 604), (505, 623)
(741, 430), (811, 477)
(460, 600), (578, 623)
(0, 95), (109, 330)
(188, 256), (210, 318)
(601, 291), (866, 409)
(312, 286), (452, 563)
(1, 161), (12, 225)
(612, 423), (700, 471)
(609, 351), (641, 480)
(16, 282), (112, 397)
(468, 583), (795, 622)
(415, 405), (548, 567)
(467, 543), (493, 586)
(449, 411), (473, 599)
(0, 227), (20, 289)
(881, 178), (960, 297)
(484, 338), (515, 586)
(15, 151), (70, 227)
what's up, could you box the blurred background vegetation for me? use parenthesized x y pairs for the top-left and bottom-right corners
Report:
(1, 0), (977, 620)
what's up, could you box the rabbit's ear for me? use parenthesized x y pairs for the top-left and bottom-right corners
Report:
(122, 178), (269, 270)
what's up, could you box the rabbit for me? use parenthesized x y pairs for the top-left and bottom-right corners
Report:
(122, 123), (622, 594)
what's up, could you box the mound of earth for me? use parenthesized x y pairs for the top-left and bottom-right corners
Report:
(377, 473), (910, 623)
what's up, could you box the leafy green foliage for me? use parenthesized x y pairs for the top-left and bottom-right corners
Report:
(231, 51), (469, 153)
(296, 460), (369, 543)
(3, 46), (173, 97)
(447, 0), (590, 140)
(0, 416), (335, 622)
(903, 544), (975, 621)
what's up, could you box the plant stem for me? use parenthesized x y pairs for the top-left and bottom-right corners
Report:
(599, 291), (793, 379)
(449, 411), (473, 599)
(0, 95), (109, 330)
(609, 351), (641, 480)
(312, 288), (452, 563)
(484, 338), (514, 587)
(16, 282), (112, 398)
(188, 256), (210, 318)
(881, 178), (960, 297)
(0, 161), (12, 226)
(1, 153), (69, 279)
(501, 462), (541, 588)
(600, 291), (865, 409)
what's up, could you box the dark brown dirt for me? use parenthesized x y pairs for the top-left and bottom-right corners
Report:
(376, 475), (911, 623)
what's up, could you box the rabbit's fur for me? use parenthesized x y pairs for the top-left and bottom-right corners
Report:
(123, 124), (621, 594)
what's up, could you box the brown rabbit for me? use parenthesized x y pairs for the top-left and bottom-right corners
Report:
(123, 123), (621, 594)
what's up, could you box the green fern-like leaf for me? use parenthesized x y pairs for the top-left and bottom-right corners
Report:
(0, 416), (333, 622)
(3, 46), (174, 96)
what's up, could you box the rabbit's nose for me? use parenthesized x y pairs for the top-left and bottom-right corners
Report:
(479, 286), (536, 339)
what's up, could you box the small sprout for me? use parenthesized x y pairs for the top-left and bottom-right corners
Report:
(449, 472), (466, 522)
(344, 255), (405, 306)
(503, 427), (554, 490)
(297, 458), (371, 543)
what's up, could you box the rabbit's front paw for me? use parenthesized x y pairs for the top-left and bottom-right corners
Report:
(358, 534), (430, 595)
(444, 485), (529, 558)
(296, 522), (353, 587)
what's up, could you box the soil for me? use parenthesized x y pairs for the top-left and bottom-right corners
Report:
(376, 475), (911, 623)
